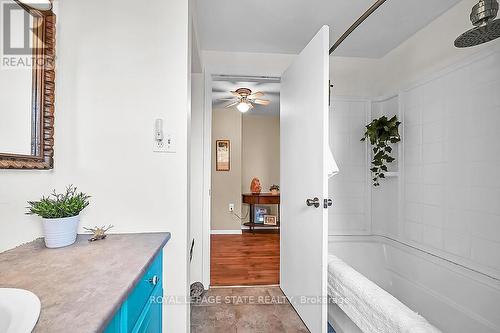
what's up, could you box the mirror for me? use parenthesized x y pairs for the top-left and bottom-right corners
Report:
(0, 7), (34, 156)
(0, 0), (55, 169)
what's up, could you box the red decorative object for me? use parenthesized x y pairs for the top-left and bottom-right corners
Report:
(250, 178), (262, 194)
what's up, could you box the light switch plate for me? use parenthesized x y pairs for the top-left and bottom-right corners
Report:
(164, 134), (176, 153)
(153, 140), (168, 152)
(153, 135), (175, 153)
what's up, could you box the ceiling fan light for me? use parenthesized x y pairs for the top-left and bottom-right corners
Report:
(237, 102), (250, 113)
(18, 0), (52, 10)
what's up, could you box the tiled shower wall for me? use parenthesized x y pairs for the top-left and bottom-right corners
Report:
(330, 46), (500, 278)
(329, 99), (370, 235)
(401, 47), (500, 277)
(371, 96), (400, 237)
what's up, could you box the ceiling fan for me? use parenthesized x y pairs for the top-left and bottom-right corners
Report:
(221, 88), (270, 113)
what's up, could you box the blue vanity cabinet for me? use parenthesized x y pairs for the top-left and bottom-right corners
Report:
(105, 252), (163, 333)
(131, 281), (163, 333)
(104, 312), (123, 333)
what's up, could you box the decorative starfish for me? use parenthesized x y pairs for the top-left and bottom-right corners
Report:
(83, 225), (114, 242)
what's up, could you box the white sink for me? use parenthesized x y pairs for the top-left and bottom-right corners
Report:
(0, 288), (40, 333)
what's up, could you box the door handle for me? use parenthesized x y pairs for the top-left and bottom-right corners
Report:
(306, 197), (320, 208)
(149, 275), (159, 286)
(324, 199), (333, 209)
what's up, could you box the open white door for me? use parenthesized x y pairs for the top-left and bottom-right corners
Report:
(280, 26), (329, 333)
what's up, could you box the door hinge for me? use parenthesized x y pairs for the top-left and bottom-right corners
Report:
(329, 80), (333, 106)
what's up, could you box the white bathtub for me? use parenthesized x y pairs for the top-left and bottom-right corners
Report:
(328, 235), (500, 333)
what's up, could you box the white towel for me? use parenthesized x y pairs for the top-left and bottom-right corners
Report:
(328, 254), (441, 333)
(327, 146), (339, 179)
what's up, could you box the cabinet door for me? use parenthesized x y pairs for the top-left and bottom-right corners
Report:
(104, 308), (123, 333)
(132, 285), (163, 333)
(104, 252), (163, 333)
(127, 253), (163, 329)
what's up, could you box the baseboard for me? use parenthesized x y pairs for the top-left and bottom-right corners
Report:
(210, 230), (242, 235)
(211, 284), (280, 288)
(241, 226), (280, 230)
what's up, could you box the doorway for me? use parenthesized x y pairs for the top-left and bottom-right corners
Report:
(192, 27), (330, 333)
(209, 76), (281, 286)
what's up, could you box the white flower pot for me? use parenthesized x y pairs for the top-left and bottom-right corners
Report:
(41, 215), (80, 248)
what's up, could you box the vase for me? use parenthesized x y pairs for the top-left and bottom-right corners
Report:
(41, 215), (80, 248)
(250, 178), (262, 194)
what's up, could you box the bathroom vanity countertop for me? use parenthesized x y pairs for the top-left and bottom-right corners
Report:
(0, 232), (171, 333)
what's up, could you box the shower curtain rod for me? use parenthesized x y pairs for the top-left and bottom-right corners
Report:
(329, 0), (387, 55)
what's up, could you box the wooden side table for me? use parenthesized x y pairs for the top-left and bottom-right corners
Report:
(242, 193), (280, 233)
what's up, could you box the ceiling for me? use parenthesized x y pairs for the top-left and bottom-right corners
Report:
(212, 80), (280, 117)
(195, 0), (462, 58)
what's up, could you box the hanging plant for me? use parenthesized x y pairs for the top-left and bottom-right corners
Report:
(361, 115), (401, 186)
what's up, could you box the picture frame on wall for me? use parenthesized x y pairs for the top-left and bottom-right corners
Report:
(216, 140), (230, 171)
(264, 215), (277, 226)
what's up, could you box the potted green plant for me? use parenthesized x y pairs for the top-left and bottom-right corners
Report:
(27, 185), (90, 248)
(361, 115), (401, 186)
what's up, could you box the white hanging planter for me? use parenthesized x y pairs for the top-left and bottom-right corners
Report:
(41, 215), (80, 248)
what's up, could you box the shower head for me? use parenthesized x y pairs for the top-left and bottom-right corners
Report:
(455, 0), (500, 48)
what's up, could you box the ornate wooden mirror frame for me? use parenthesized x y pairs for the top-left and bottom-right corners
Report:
(0, 1), (56, 169)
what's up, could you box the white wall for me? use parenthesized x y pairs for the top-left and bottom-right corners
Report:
(202, 50), (293, 77)
(190, 73), (204, 284)
(0, 0), (191, 331)
(330, 57), (379, 98)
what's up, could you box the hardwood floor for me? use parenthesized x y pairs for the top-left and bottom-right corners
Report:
(211, 230), (280, 286)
